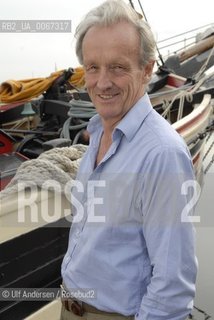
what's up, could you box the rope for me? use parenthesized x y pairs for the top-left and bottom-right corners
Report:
(161, 89), (188, 119)
(60, 100), (96, 141)
(177, 94), (185, 121)
(194, 45), (214, 83)
(201, 118), (214, 174)
(206, 131), (212, 143)
(192, 305), (212, 319)
(161, 70), (214, 120)
(203, 139), (214, 161)
(187, 120), (214, 146)
(204, 153), (214, 174)
(72, 128), (86, 145)
(160, 36), (214, 120)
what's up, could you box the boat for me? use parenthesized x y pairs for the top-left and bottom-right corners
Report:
(0, 15), (214, 320)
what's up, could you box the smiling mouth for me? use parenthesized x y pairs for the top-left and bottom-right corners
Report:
(98, 93), (119, 100)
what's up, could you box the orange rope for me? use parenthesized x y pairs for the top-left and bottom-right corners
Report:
(0, 67), (85, 103)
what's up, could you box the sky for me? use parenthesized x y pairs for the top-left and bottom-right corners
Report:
(0, 0), (213, 83)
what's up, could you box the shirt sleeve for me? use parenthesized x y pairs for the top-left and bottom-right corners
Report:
(136, 146), (198, 320)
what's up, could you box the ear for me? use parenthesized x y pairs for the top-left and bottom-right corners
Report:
(143, 60), (155, 83)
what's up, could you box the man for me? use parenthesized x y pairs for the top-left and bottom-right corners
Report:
(61, 0), (198, 319)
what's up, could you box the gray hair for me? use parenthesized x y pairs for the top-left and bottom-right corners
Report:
(75, 0), (156, 67)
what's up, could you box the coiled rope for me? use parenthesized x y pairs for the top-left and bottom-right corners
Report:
(60, 99), (96, 143)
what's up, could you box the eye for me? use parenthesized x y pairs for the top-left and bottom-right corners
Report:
(110, 64), (127, 74)
(85, 65), (98, 73)
(111, 65), (123, 70)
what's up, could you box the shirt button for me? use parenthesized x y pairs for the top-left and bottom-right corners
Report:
(76, 230), (81, 237)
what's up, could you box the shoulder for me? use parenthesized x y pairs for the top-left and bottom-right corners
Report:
(135, 106), (190, 162)
(146, 108), (186, 150)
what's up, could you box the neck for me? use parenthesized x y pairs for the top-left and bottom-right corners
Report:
(95, 119), (117, 167)
(101, 118), (120, 137)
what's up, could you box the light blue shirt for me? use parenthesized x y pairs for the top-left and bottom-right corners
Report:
(61, 94), (197, 320)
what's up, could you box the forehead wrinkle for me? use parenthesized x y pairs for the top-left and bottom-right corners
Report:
(82, 21), (140, 63)
(83, 42), (140, 69)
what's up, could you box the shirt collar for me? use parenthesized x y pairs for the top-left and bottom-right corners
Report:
(116, 93), (152, 142)
(87, 93), (153, 142)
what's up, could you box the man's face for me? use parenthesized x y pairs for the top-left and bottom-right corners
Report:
(82, 21), (153, 126)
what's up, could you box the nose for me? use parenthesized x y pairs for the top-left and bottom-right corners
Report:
(96, 68), (112, 91)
